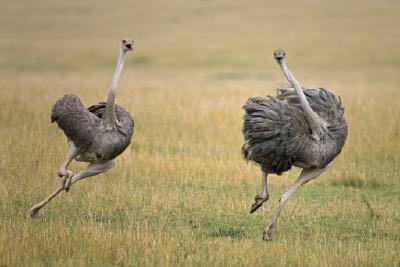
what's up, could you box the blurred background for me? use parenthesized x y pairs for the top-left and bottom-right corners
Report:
(1, 0), (399, 76)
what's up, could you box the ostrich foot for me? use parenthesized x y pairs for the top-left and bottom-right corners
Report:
(62, 171), (74, 192)
(262, 226), (273, 241)
(27, 205), (40, 219)
(250, 194), (269, 213)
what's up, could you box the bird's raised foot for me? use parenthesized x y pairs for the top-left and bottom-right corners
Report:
(61, 171), (74, 192)
(250, 194), (269, 213)
(63, 178), (71, 193)
(262, 227), (273, 241)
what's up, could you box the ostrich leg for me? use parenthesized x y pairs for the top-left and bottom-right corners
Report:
(58, 141), (78, 177)
(63, 159), (116, 191)
(27, 171), (74, 218)
(27, 160), (115, 218)
(262, 167), (327, 241)
(250, 171), (269, 213)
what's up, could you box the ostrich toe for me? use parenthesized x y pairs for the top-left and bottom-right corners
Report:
(27, 206), (40, 219)
(250, 194), (269, 213)
(62, 171), (74, 192)
(262, 228), (273, 241)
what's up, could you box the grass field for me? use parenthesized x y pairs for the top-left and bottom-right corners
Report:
(1, 0), (400, 266)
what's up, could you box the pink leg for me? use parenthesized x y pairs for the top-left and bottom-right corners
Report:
(63, 160), (116, 191)
(27, 160), (115, 218)
(58, 141), (78, 177)
(263, 167), (327, 241)
(250, 171), (269, 213)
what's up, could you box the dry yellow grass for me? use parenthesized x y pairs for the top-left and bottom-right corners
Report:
(1, 0), (399, 266)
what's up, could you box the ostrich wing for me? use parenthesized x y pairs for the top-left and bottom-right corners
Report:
(277, 87), (346, 127)
(278, 87), (348, 161)
(51, 94), (99, 151)
(242, 87), (347, 174)
(88, 102), (107, 119)
(88, 102), (135, 138)
(88, 101), (135, 159)
(242, 96), (304, 174)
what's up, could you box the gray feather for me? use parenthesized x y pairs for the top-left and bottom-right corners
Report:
(51, 94), (134, 161)
(242, 87), (348, 174)
(51, 94), (99, 152)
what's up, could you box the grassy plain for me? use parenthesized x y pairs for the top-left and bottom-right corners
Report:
(0, 0), (399, 266)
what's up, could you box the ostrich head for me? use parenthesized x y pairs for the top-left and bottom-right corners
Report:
(121, 38), (134, 52)
(274, 49), (286, 61)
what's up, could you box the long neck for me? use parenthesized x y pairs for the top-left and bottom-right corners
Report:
(277, 59), (321, 139)
(105, 49), (126, 126)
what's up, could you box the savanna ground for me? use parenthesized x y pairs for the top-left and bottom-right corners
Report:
(1, 0), (399, 266)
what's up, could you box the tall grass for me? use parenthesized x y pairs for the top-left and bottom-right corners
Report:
(0, 0), (399, 266)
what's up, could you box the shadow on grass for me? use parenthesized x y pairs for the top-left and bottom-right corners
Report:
(330, 177), (381, 189)
(187, 210), (255, 240)
(209, 227), (246, 239)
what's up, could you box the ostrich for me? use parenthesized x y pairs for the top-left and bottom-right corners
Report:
(27, 39), (135, 218)
(242, 49), (348, 240)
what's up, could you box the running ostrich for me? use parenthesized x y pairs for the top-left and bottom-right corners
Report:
(242, 49), (348, 240)
(27, 39), (135, 218)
